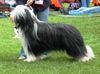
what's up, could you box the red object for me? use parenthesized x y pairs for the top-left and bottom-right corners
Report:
(51, 0), (62, 8)
(0, 0), (5, 4)
(92, 0), (100, 5)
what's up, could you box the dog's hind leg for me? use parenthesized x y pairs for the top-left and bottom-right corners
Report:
(79, 45), (95, 62)
(66, 45), (95, 62)
(64, 41), (95, 62)
(38, 54), (48, 60)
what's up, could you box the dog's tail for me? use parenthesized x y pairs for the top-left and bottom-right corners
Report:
(80, 45), (95, 62)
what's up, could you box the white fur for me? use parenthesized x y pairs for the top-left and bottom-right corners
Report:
(24, 54), (37, 62)
(33, 22), (40, 40)
(12, 28), (20, 38)
(86, 45), (95, 58)
(10, 5), (42, 23)
(16, 28), (37, 62)
(22, 37), (37, 62)
(80, 45), (95, 62)
(10, 6), (26, 20)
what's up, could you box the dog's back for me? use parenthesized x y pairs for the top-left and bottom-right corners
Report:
(32, 23), (86, 58)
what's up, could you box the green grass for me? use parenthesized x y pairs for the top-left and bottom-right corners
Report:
(0, 14), (100, 74)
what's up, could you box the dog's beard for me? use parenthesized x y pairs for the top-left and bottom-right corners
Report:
(13, 27), (23, 39)
(12, 27), (20, 38)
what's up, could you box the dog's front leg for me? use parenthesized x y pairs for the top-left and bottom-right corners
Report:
(22, 41), (37, 62)
(21, 35), (37, 62)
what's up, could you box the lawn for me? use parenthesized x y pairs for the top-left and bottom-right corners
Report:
(0, 14), (100, 74)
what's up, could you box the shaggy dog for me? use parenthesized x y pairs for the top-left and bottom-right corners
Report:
(10, 5), (95, 62)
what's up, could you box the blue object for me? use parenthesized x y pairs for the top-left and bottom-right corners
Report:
(37, 7), (49, 22)
(20, 48), (26, 57)
(80, 0), (90, 7)
(69, 6), (100, 15)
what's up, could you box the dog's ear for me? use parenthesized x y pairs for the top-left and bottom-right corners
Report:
(24, 9), (39, 40)
(13, 9), (34, 29)
(24, 9), (39, 23)
(24, 9), (34, 21)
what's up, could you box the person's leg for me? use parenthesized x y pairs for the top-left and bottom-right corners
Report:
(37, 7), (49, 22)
(80, 0), (87, 7)
(86, 0), (90, 7)
(82, 6), (100, 14)
(80, 0), (90, 7)
(19, 48), (26, 59)
(69, 6), (100, 15)
(69, 0), (90, 14)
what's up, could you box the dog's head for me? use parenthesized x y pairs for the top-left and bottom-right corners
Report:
(10, 5), (39, 39)
(10, 5), (36, 27)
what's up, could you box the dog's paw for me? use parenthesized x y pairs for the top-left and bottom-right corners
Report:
(24, 58), (36, 62)
(80, 56), (90, 62)
(18, 56), (26, 60)
(39, 54), (48, 60)
(24, 56), (37, 62)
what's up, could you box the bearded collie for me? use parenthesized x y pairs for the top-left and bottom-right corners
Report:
(10, 5), (95, 62)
